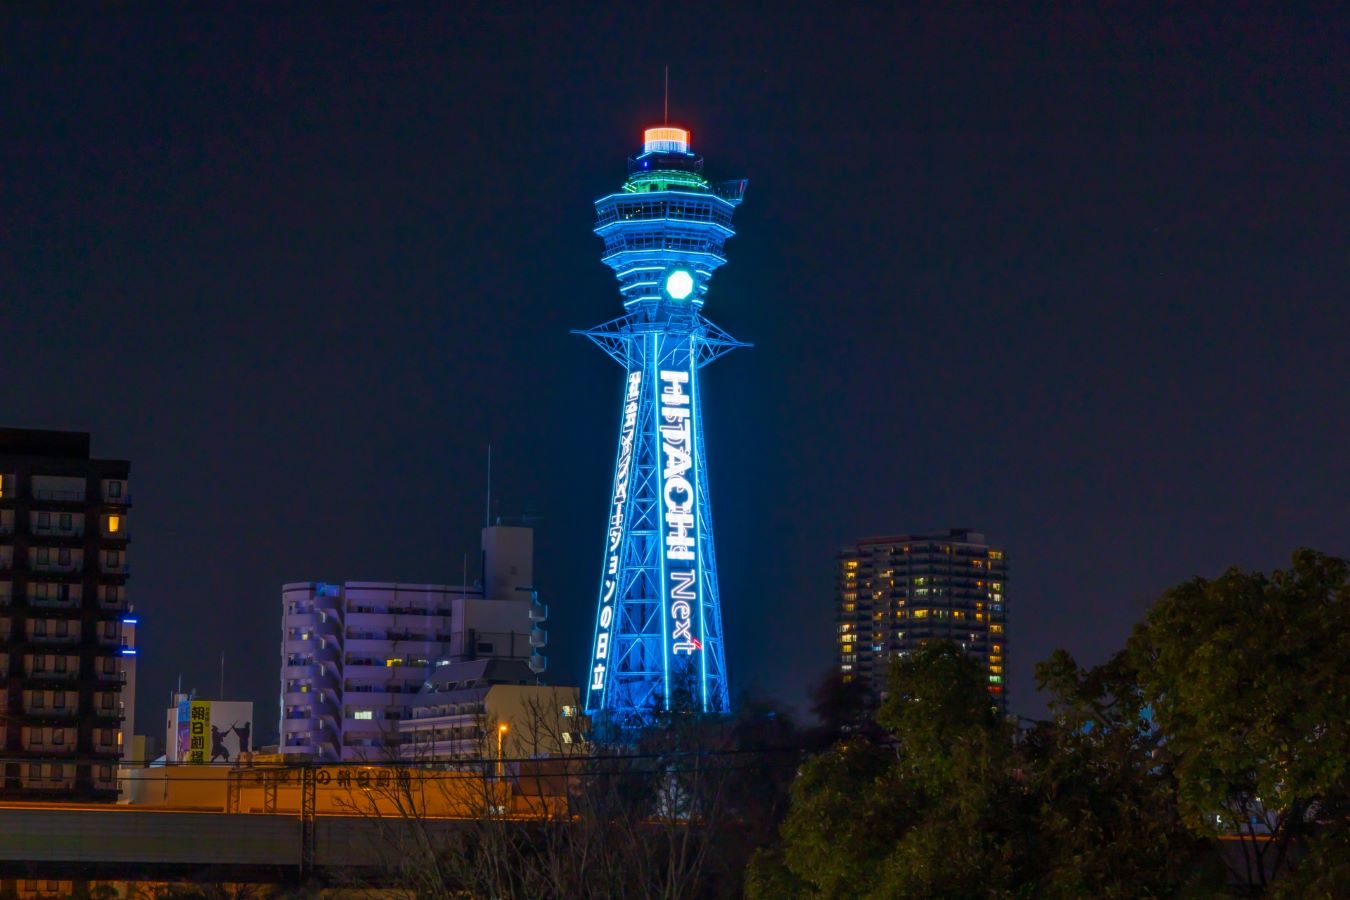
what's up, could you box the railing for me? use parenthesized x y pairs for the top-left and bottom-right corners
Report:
(29, 595), (79, 609)
(31, 524), (85, 538)
(33, 489), (86, 502)
(28, 669), (79, 680)
(27, 705), (79, 717)
(30, 633), (81, 645)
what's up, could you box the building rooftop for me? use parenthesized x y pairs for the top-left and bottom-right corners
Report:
(0, 427), (92, 459)
(854, 528), (989, 546)
(421, 658), (537, 694)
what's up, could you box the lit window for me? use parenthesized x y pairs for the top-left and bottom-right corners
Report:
(561, 731), (573, 744)
(989, 675), (1002, 684)
(107, 515), (121, 534)
(561, 705), (576, 718)
(385, 658), (404, 667)
(353, 710), (373, 720)
(990, 624), (1004, 634)
(913, 609), (929, 619)
(990, 666), (1003, 674)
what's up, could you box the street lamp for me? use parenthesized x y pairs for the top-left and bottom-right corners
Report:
(496, 723), (508, 779)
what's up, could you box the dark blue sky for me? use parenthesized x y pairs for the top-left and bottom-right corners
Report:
(4, 4), (1347, 741)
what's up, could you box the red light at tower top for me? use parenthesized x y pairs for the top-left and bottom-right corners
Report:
(643, 126), (690, 154)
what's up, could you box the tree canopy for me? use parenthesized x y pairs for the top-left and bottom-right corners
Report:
(750, 550), (1349, 898)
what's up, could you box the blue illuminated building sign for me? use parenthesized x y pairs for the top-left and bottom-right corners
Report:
(579, 126), (748, 725)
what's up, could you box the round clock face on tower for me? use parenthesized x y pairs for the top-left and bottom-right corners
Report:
(664, 269), (695, 301)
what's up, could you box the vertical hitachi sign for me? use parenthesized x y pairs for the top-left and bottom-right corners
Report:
(589, 370), (643, 695)
(659, 368), (702, 657)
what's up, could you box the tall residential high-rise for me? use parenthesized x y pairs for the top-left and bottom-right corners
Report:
(279, 525), (546, 761)
(0, 428), (136, 800)
(579, 124), (748, 726)
(837, 529), (1008, 710)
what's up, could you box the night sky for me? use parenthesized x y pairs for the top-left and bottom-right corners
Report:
(5, 6), (1347, 743)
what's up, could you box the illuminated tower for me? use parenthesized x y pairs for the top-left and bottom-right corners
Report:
(579, 126), (748, 725)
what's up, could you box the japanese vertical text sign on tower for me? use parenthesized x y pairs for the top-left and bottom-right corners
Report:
(577, 125), (749, 726)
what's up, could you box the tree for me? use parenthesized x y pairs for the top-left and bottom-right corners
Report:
(1127, 549), (1350, 896)
(336, 683), (799, 899)
(1028, 649), (1218, 896)
(749, 643), (1031, 898)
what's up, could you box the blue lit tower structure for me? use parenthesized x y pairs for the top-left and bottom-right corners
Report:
(579, 126), (748, 725)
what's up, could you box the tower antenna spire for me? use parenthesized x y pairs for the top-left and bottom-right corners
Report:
(664, 65), (669, 124)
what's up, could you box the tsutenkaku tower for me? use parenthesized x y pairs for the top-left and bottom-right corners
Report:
(578, 125), (748, 726)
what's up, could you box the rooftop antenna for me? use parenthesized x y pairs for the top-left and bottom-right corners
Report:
(664, 65), (669, 124)
(485, 443), (492, 528)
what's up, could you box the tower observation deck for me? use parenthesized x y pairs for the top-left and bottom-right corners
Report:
(578, 126), (748, 726)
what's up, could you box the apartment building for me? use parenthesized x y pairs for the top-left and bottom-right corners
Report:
(837, 528), (1008, 711)
(399, 658), (581, 762)
(0, 428), (136, 800)
(280, 525), (548, 761)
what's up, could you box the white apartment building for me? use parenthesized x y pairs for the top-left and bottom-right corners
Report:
(279, 525), (548, 761)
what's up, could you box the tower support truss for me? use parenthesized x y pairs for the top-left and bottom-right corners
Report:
(580, 126), (748, 727)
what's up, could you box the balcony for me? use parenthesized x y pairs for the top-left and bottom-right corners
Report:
(529, 602), (549, 623)
(31, 557), (82, 575)
(27, 668), (78, 681)
(32, 489), (87, 504)
(28, 632), (81, 646)
(100, 560), (130, 576)
(529, 627), (548, 648)
(26, 704), (79, 718)
(29, 594), (79, 610)
(31, 521), (85, 539)
(283, 663), (320, 685)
